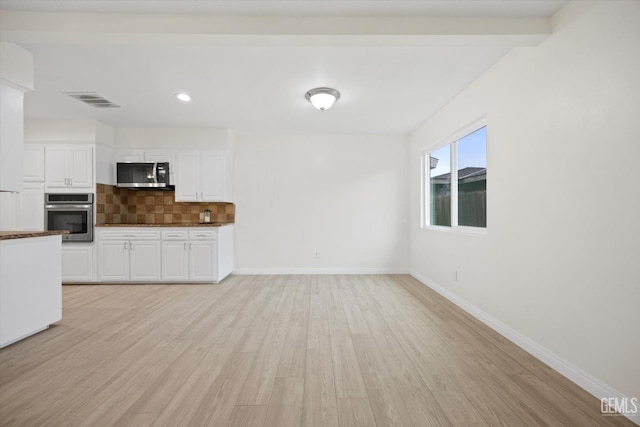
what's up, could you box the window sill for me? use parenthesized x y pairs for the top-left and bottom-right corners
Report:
(421, 225), (487, 236)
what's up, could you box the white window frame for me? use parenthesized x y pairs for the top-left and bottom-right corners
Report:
(421, 117), (487, 235)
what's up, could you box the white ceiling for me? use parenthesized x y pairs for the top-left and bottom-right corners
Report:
(0, 1), (569, 134)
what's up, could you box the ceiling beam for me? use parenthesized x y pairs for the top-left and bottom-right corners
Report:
(0, 11), (551, 47)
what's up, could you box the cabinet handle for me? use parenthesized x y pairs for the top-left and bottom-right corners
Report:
(124, 242), (128, 250)
(69, 178), (73, 186)
(130, 242), (134, 250)
(184, 242), (187, 250)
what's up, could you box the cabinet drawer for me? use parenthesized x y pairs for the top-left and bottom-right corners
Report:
(99, 229), (161, 240)
(188, 230), (216, 240)
(162, 230), (188, 240)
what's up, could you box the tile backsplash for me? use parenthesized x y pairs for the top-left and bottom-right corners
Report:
(96, 183), (234, 225)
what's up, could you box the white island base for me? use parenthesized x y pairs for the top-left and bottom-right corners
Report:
(0, 233), (62, 348)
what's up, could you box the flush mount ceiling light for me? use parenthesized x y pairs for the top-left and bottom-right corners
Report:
(176, 92), (191, 102)
(305, 87), (340, 111)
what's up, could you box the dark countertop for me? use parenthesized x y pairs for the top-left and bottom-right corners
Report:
(96, 223), (233, 227)
(0, 230), (69, 241)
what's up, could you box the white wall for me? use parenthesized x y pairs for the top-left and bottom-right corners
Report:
(0, 44), (33, 192)
(0, 43), (34, 91)
(95, 122), (115, 185)
(115, 127), (228, 149)
(24, 119), (97, 142)
(234, 132), (408, 273)
(409, 1), (640, 401)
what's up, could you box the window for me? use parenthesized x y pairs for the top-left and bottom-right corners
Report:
(423, 121), (486, 230)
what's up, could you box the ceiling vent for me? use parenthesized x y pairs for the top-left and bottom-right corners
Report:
(65, 92), (121, 108)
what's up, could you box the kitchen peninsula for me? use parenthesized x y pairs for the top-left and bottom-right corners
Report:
(0, 230), (66, 347)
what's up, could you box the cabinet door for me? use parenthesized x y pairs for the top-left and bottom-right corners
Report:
(99, 240), (129, 281)
(17, 183), (44, 230)
(129, 240), (161, 281)
(200, 151), (226, 201)
(45, 146), (68, 188)
(175, 152), (200, 201)
(189, 241), (216, 281)
(62, 244), (94, 282)
(162, 241), (189, 281)
(68, 146), (93, 188)
(23, 145), (45, 182)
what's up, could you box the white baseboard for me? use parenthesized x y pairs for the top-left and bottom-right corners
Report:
(409, 269), (639, 426)
(233, 267), (408, 275)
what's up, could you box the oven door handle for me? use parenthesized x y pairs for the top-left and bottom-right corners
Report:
(45, 204), (93, 209)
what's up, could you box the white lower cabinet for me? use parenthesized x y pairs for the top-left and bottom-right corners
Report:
(99, 240), (129, 281)
(129, 240), (162, 281)
(162, 240), (189, 281)
(190, 240), (216, 281)
(98, 226), (233, 283)
(161, 229), (217, 282)
(62, 243), (94, 282)
(98, 229), (161, 282)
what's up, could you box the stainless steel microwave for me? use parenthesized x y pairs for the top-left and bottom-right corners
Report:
(116, 162), (173, 189)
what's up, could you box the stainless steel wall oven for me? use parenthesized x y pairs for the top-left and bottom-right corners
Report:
(44, 193), (94, 242)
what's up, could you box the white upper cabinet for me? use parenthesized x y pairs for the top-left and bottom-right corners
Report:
(175, 152), (199, 201)
(45, 144), (94, 191)
(44, 147), (66, 187)
(176, 150), (231, 202)
(200, 151), (226, 201)
(23, 144), (45, 182)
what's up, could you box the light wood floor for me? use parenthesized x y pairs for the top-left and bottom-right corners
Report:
(0, 275), (633, 427)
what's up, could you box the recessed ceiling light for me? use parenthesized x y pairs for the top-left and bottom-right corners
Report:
(176, 92), (191, 102)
